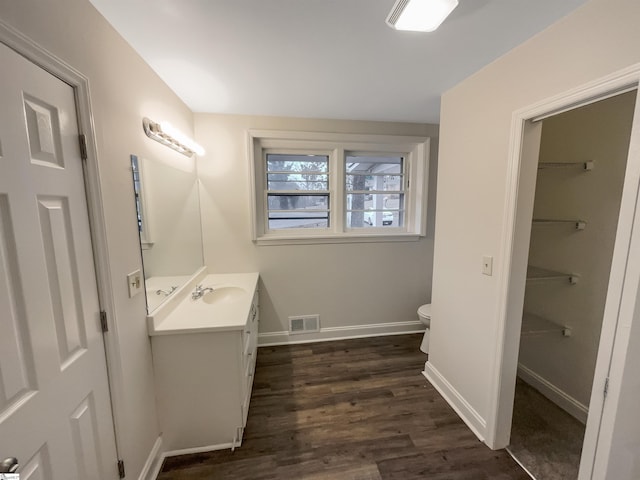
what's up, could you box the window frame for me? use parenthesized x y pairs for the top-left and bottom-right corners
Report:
(344, 151), (408, 233)
(264, 148), (333, 234)
(249, 130), (429, 245)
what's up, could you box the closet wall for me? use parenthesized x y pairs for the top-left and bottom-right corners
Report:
(519, 91), (637, 418)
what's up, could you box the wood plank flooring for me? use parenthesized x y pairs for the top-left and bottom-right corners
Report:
(158, 334), (529, 479)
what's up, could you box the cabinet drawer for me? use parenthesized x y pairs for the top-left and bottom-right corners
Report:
(242, 295), (259, 364)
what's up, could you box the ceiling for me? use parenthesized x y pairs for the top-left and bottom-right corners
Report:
(89, 0), (588, 123)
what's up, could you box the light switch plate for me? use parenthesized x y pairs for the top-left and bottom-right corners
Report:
(482, 255), (493, 276)
(127, 269), (143, 298)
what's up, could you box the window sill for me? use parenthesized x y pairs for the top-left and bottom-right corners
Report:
(255, 233), (423, 246)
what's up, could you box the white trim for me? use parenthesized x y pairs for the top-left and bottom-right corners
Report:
(515, 64), (640, 123)
(249, 129), (428, 145)
(163, 442), (236, 458)
(256, 233), (422, 246)
(0, 18), (126, 472)
(530, 85), (638, 123)
(139, 437), (164, 480)
(517, 364), (588, 424)
(587, 79), (640, 480)
(488, 62), (640, 480)
(505, 448), (537, 480)
(248, 129), (429, 243)
(486, 118), (543, 449)
(149, 440), (237, 479)
(423, 362), (487, 441)
(258, 321), (424, 346)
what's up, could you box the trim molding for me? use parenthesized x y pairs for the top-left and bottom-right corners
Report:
(164, 442), (235, 458)
(517, 364), (588, 424)
(505, 448), (536, 480)
(139, 437), (164, 480)
(423, 362), (487, 442)
(258, 321), (424, 346)
(487, 63), (640, 455)
(145, 437), (235, 479)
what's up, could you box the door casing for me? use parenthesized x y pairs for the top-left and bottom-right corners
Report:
(487, 63), (640, 480)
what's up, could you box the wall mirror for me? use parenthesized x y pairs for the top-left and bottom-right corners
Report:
(131, 154), (204, 313)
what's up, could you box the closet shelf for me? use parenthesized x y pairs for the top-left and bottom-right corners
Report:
(527, 265), (578, 284)
(532, 219), (586, 230)
(538, 161), (594, 171)
(521, 312), (571, 337)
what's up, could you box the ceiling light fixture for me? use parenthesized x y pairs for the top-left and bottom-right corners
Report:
(386, 0), (459, 32)
(142, 117), (205, 157)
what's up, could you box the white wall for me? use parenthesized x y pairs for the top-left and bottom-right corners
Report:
(0, 1), (195, 477)
(194, 114), (438, 338)
(430, 0), (640, 441)
(520, 91), (636, 409)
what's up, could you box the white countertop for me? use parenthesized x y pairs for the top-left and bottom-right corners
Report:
(147, 272), (259, 336)
(146, 274), (193, 312)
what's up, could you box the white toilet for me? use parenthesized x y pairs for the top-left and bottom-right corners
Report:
(417, 303), (431, 353)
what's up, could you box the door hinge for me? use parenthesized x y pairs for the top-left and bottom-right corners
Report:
(117, 459), (125, 478)
(78, 134), (88, 160)
(100, 310), (108, 333)
(604, 377), (609, 399)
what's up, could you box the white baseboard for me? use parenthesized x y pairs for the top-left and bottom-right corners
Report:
(163, 442), (235, 458)
(144, 436), (237, 479)
(423, 362), (487, 442)
(139, 436), (163, 480)
(258, 321), (424, 346)
(517, 363), (588, 424)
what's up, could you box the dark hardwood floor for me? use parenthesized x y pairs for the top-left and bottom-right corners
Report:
(158, 334), (529, 479)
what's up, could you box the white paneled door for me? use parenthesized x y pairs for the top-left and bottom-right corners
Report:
(0, 43), (118, 479)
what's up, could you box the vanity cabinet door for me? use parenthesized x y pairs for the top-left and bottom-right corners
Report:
(152, 283), (260, 452)
(152, 331), (244, 452)
(241, 291), (259, 427)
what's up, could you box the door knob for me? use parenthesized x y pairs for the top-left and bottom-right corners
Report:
(0, 457), (18, 473)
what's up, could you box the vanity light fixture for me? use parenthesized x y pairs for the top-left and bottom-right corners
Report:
(386, 0), (458, 32)
(143, 117), (205, 157)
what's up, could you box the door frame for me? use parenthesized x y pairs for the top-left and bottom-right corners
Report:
(0, 20), (125, 462)
(486, 62), (640, 479)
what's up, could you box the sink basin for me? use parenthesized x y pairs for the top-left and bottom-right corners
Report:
(201, 285), (247, 304)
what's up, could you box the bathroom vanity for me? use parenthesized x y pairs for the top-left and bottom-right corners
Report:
(147, 272), (259, 454)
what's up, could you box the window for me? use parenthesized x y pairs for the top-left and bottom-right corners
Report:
(250, 130), (429, 244)
(266, 153), (330, 229)
(345, 154), (405, 229)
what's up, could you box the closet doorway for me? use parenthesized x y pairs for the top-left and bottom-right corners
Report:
(507, 91), (637, 479)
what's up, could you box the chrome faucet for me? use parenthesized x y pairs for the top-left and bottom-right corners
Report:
(156, 286), (178, 297)
(192, 284), (214, 300)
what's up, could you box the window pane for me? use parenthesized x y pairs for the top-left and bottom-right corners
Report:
(269, 211), (329, 230)
(267, 173), (328, 191)
(345, 155), (403, 189)
(346, 211), (402, 228)
(267, 154), (328, 173)
(346, 155), (402, 171)
(345, 155), (404, 229)
(345, 174), (402, 192)
(266, 153), (330, 231)
(346, 192), (403, 228)
(267, 194), (328, 210)
(346, 193), (403, 210)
